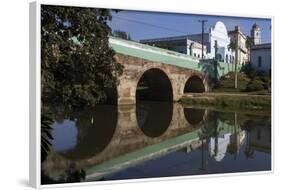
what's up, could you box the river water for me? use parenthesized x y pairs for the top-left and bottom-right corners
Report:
(41, 101), (271, 184)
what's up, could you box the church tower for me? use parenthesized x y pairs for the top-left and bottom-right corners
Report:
(251, 23), (261, 45)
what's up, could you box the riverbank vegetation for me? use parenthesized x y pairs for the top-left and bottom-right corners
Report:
(212, 65), (271, 94)
(183, 64), (272, 112)
(179, 93), (271, 112)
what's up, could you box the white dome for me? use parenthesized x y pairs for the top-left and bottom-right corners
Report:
(213, 21), (228, 36)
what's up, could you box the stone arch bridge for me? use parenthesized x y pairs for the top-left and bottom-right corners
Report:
(109, 37), (237, 105)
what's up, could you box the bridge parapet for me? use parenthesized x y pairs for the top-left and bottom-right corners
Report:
(109, 37), (241, 79)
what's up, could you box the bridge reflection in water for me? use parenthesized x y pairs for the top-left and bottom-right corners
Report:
(42, 101), (271, 182)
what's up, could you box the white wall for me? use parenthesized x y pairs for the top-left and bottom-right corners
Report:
(207, 22), (233, 62)
(191, 47), (204, 58)
(251, 48), (271, 75)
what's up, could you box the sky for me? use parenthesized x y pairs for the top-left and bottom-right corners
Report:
(108, 10), (271, 43)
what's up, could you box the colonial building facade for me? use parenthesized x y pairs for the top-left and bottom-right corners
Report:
(249, 23), (271, 75)
(228, 26), (248, 65)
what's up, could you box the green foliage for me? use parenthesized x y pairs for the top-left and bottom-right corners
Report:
(241, 63), (257, 79)
(41, 112), (54, 162)
(179, 95), (271, 111)
(228, 40), (237, 51)
(214, 70), (271, 93)
(41, 165), (86, 184)
(245, 78), (265, 92)
(198, 59), (222, 87)
(246, 36), (254, 50)
(41, 5), (123, 109)
(214, 72), (250, 92)
(198, 112), (219, 140)
(40, 5), (123, 164)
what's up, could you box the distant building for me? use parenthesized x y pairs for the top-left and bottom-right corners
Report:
(139, 35), (207, 57)
(228, 26), (248, 65)
(187, 39), (207, 58)
(140, 21), (235, 64)
(204, 21), (234, 63)
(250, 43), (271, 75)
(251, 23), (262, 45)
(141, 21), (272, 69)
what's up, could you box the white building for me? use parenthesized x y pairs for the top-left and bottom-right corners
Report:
(228, 26), (249, 65)
(205, 21), (235, 63)
(139, 35), (207, 56)
(140, 21), (235, 64)
(186, 39), (206, 58)
(250, 43), (271, 75)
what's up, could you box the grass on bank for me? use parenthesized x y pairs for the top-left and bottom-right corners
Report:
(179, 94), (271, 111)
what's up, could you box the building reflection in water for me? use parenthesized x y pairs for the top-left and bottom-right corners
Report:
(42, 103), (271, 183)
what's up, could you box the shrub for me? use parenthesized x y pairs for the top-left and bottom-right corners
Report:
(245, 79), (265, 92)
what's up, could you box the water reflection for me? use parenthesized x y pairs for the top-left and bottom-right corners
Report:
(105, 111), (270, 180)
(51, 120), (77, 152)
(243, 117), (271, 158)
(184, 108), (205, 125)
(136, 101), (173, 137)
(42, 102), (271, 183)
(51, 105), (117, 160)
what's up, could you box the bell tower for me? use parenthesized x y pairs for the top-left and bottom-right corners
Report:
(251, 23), (261, 45)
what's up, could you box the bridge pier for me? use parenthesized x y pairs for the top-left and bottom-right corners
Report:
(117, 78), (137, 105)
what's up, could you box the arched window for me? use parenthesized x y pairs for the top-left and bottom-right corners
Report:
(189, 43), (194, 56)
(226, 54), (229, 63)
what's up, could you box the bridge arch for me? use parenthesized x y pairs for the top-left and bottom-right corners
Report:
(115, 54), (210, 105)
(183, 75), (206, 93)
(136, 68), (173, 102)
(135, 68), (173, 137)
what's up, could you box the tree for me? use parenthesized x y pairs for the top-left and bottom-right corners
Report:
(228, 40), (237, 52)
(246, 36), (254, 64)
(41, 5), (123, 161)
(112, 30), (132, 40)
(246, 36), (254, 50)
(228, 39), (238, 88)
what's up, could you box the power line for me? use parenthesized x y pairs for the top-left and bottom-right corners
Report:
(113, 15), (188, 35)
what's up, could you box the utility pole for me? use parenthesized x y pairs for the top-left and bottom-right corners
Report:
(199, 20), (208, 58)
(234, 28), (239, 89)
(234, 45), (238, 89)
